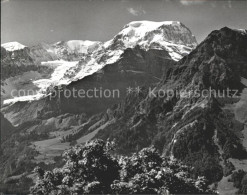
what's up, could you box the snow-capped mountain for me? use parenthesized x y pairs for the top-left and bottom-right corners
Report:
(44, 40), (102, 60)
(56, 40), (101, 53)
(105, 21), (197, 60)
(1, 41), (27, 51)
(63, 21), (197, 85)
(2, 21), (197, 105)
(1, 40), (102, 62)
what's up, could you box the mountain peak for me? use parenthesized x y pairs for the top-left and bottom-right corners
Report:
(123, 20), (181, 29)
(105, 20), (197, 61)
(218, 26), (247, 35)
(50, 40), (102, 56)
(168, 26), (247, 91)
(1, 41), (27, 51)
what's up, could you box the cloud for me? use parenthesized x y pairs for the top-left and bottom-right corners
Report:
(1, 0), (9, 4)
(180, 0), (205, 6)
(127, 7), (146, 16)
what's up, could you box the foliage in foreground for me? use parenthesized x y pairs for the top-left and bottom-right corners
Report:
(229, 169), (247, 194)
(31, 139), (216, 194)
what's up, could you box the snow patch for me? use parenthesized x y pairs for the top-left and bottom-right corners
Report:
(2, 42), (27, 51)
(3, 93), (45, 105)
(3, 60), (79, 105)
(34, 60), (79, 91)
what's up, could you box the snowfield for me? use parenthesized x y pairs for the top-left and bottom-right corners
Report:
(34, 60), (79, 90)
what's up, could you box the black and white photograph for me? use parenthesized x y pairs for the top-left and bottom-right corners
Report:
(1, 0), (247, 194)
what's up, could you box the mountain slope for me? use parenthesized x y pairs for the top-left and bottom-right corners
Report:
(75, 27), (247, 183)
(1, 46), (175, 125)
(0, 113), (15, 154)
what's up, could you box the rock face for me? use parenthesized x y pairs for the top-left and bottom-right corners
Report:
(52, 46), (174, 115)
(0, 113), (15, 154)
(1, 46), (54, 81)
(1, 47), (35, 80)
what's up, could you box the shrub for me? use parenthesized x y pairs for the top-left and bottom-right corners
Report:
(31, 139), (216, 194)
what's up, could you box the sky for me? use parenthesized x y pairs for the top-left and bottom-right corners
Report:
(1, 0), (247, 46)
